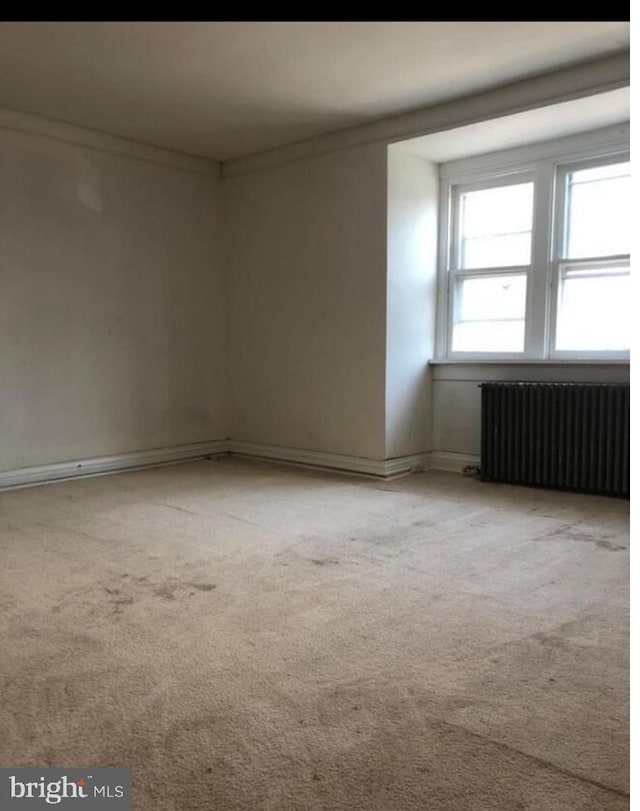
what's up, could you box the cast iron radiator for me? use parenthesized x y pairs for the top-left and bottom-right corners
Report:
(480, 382), (630, 498)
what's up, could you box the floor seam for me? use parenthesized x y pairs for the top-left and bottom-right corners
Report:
(436, 716), (629, 798)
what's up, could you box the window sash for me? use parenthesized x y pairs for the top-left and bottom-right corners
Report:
(448, 267), (529, 357)
(449, 172), (535, 272)
(554, 154), (630, 262)
(549, 255), (630, 358)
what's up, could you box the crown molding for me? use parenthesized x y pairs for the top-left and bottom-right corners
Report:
(222, 51), (629, 178)
(0, 105), (221, 177)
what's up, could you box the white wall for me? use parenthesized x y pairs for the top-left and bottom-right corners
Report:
(225, 137), (631, 469)
(386, 147), (438, 459)
(221, 59), (629, 470)
(431, 363), (631, 459)
(224, 143), (389, 460)
(0, 127), (227, 471)
(1, 53), (629, 477)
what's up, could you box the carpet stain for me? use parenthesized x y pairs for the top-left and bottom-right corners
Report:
(102, 575), (219, 605)
(542, 524), (627, 551)
(187, 582), (217, 592)
(111, 596), (135, 614)
(153, 583), (178, 601)
(530, 632), (570, 650)
(150, 579), (217, 601)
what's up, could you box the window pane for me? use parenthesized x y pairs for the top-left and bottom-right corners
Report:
(462, 233), (532, 270)
(565, 162), (630, 259)
(452, 320), (525, 353)
(459, 182), (533, 269)
(461, 184), (533, 237)
(556, 267), (630, 351)
(452, 274), (526, 352)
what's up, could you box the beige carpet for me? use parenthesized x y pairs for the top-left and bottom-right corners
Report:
(0, 457), (629, 810)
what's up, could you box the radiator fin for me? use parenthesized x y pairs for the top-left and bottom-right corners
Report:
(480, 382), (629, 498)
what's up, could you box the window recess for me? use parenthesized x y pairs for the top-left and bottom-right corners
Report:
(438, 139), (629, 362)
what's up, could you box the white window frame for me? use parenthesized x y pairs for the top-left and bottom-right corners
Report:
(436, 126), (630, 362)
(445, 170), (535, 360)
(549, 153), (630, 360)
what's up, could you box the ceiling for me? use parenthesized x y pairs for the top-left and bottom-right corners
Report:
(0, 22), (629, 163)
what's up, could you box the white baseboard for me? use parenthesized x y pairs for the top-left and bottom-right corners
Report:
(228, 442), (479, 477)
(0, 440), (229, 491)
(227, 440), (430, 479)
(429, 451), (481, 473)
(0, 440), (480, 492)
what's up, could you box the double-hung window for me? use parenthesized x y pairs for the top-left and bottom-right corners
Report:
(438, 130), (630, 361)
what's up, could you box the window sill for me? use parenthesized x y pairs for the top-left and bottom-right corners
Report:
(429, 359), (630, 365)
(428, 359), (630, 384)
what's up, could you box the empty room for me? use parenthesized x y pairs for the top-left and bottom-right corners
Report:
(0, 21), (630, 810)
